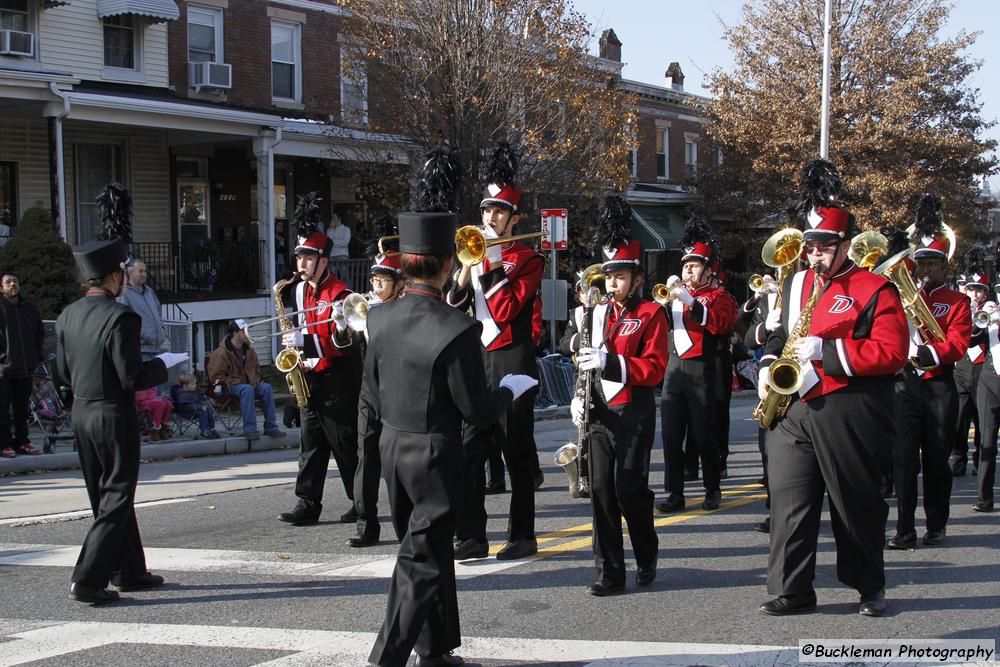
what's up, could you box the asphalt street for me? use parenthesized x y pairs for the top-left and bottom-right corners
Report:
(0, 398), (998, 666)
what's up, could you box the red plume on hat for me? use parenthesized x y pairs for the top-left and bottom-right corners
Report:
(481, 142), (523, 212)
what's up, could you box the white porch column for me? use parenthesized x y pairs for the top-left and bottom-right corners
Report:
(44, 90), (70, 242)
(253, 128), (282, 361)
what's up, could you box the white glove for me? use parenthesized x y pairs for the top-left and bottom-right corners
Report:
(156, 352), (189, 369)
(499, 374), (538, 401)
(765, 308), (782, 332)
(757, 366), (770, 401)
(795, 335), (823, 361)
(577, 346), (607, 371)
(331, 301), (347, 331)
(570, 396), (586, 426)
(281, 330), (304, 348)
(671, 284), (695, 306)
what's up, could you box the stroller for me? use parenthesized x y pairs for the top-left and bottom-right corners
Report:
(31, 356), (74, 453)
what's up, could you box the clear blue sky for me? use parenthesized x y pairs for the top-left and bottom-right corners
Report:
(570, 0), (999, 189)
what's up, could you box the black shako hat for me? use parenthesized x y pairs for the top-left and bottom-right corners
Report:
(74, 238), (127, 280)
(398, 146), (462, 255)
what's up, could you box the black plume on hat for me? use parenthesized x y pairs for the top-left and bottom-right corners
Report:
(368, 212), (398, 257)
(593, 194), (632, 248)
(884, 227), (910, 258)
(796, 158), (843, 218)
(96, 183), (133, 244)
(485, 141), (520, 186)
(294, 192), (323, 237)
(417, 146), (462, 213)
(911, 194), (943, 243)
(681, 216), (715, 251)
(963, 246), (987, 276)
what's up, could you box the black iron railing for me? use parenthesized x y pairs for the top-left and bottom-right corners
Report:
(131, 240), (267, 297)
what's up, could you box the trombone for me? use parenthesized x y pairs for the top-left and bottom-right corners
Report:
(455, 225), (545, 267)
(242, 293), (373, 342)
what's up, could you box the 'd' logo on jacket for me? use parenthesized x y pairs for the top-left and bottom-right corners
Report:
(829, 295), (854, 314)
(617, 319), (641, 336)
(932, 303), (951, 318)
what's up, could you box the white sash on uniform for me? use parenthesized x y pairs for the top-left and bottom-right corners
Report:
(471, 263), (502, 347)
(590, 304), (625, 402)
(786, 271), (820, 396)
(670, 299), (692, 356)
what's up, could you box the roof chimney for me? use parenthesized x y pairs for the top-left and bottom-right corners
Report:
(599, 29), (622, 63)
(665, 62), (684, 91)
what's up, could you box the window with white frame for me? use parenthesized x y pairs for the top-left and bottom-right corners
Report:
(656, 128), (669, 179)
(103, 15), (138, 70)
(685, 137), (698, 177)
(271, 20), (301, 102)
(340, 45), (368, 124)
(0, 0), (28, 32)
(188, 6), (223, 63)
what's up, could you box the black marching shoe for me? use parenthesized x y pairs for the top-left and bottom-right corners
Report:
(922, 528), (946, 545)
(496, 537), (537, 560)
(278, 499), (321, 525)
(110, 572), (164, 592)
(484, 479), (506, 495)
(886, 531), (917, 550)
(752, 516), (771, 534)
(759, 593), (817, 616)
(339, 506), (359, 523)
(655, 493), (685, 513)
(587, 580), (625, 597)
(636, 560), (656, 587)
(859, 589), (887, 617)
(347, 534), (379, 548)
(69, 582), (120, 605)
(972, 500), (995, 512)
(453, 538), (489, 560)
(702, 489), (722, 510)
(415, 651), (465, 666)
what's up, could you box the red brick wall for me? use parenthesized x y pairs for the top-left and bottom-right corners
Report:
(633, 97), (711, 185)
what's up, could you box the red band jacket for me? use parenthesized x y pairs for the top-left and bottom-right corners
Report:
(447, 241), (543, 352)
(762, 262), (908, 402)
(909, 284), (970, 380)
(666, 284), (738, 359)
(294, 271), (358, 375)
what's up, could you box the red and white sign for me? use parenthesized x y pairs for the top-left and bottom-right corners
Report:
(540, 209), (568, 250)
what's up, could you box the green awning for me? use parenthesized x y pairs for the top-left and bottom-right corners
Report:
(631, 204), (686, 251)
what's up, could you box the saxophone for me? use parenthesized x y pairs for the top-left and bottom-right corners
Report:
(752, 272), (822, 429)
(272, 277), (311, 408)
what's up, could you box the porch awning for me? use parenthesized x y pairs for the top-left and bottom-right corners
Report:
(631, 204), (686, 251)
(97, 0), (180, 24)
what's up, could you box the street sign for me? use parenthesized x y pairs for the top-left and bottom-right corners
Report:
(540, 279), (569, 321)
(540, 209), (568, 250)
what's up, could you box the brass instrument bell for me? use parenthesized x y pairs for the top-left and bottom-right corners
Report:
(849, 231), (889, 270)
(454, 225), (545, 267)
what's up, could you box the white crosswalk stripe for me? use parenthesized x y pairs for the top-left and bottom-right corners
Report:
(0, 618), (797, 666)
(0, 543), (530, 580)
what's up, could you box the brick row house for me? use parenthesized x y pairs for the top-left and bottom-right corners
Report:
(0, 0), (408, 366)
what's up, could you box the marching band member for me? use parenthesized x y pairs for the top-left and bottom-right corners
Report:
(448, 143), (543, 561)
(350, 226), (406, 549)
(887, 196), (970, 549)
(973, 265), (1000, 513)
(711, 267), (738, 479)
(657, 219), (737, 512)
(278, 197), (363, 527)
(952, 251), (989, 478)
(758, 159), (907, 617)
(568, 195), (668, 595)
(364, 148), (536, 666)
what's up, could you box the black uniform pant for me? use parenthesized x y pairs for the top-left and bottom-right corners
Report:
(456, 388), (537, 542)
(892, 371), (956, 535)
(953, 358), (982, 466)
(295, 373), (358, 507)
(767, 382), (891, 597)
(371, 428), (462, 666)
(662, 358), (719, 495)
(589, 394), (658, 582)
(758, 427), (770, 510)
(354, 423), (382, 540)
(975, 367), (1000, 505)
(0, 376), (32, 448)
(72, 399), (148, 588)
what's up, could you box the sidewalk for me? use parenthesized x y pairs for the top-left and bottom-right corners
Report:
(0, 405), (571, 476)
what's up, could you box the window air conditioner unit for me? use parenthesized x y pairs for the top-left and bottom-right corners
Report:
(188, 62), (232, 90)
(0, 30), (34, 57)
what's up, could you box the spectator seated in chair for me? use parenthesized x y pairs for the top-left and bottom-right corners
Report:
(171, 373), (219, 439)
(207, 319), (285, 441)
(135, 387), (172, 441)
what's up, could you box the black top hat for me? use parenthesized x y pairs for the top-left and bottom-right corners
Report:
(73, 239), (127, 280)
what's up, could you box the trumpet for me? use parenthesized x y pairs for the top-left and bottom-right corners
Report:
(652, 275), (683, 305)
(455, 225), (545, 267)
(974, 302), (999, 328)
(748, 274), (777, 294)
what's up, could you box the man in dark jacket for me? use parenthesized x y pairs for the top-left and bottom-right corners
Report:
(57, 239), (187, 604)
(0, 274), (43, 458)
